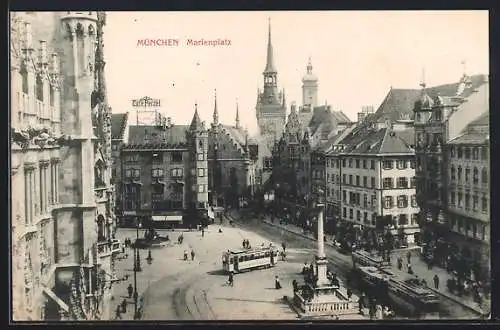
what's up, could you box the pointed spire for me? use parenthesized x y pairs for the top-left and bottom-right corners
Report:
(213, 89), (219, 125)
(235, 99), (240, 129)
(420, 67), (426, 89)
(190, 102), (202, 131)
(307, 56), (313, 74)
(282, 88), (287, 108)
(264, 17), (276, 73)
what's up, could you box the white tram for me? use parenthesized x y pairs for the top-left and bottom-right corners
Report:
(222, 247), (279, 273)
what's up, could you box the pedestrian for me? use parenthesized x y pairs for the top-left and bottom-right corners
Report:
(407, 251), (412, 264)
(347, 288), (352, 300)
(228, 272), (234, 287)
(191, 249), (195, 261)
(397, 258), (403, 271)
(202, 228), (205, 237)
(275, 275), (282, 289)
(121, 299), (127, 313)
(302, 262), (308, 275)
(184, 250), (188, 261)
(421, 279), (427, 287)
(408, 263), (413, 275)
(115, 305), (122, 319)
(281, 250), (287, 261)
(127, 284), (133, 298)
(292, 279), (298, 292)
(282, 242), (286, 252)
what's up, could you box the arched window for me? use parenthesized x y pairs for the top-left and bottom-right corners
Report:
(481, 168), (488, 185)
(464, 147), (471, 159)
(450, 166), (456, 181)
(457, 166), (463, 181)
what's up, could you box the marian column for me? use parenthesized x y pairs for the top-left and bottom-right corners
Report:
(315, 200), (330, 287)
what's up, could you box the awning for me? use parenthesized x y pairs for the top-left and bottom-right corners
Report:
(42, 287), (69, 313)
(152, 215), (183, 221)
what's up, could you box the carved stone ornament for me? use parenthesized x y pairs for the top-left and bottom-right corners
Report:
(12, 125), (58, 149)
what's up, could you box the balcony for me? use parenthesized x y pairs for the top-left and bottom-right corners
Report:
(97, 239), (121, 258)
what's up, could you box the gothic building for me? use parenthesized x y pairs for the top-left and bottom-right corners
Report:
(10, 11), (117, 321)
(272, 102), (312, 213)
(255, 19), (287, 151)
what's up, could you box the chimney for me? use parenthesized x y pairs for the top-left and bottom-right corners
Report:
(50, 53), (59, 73)
(39, 40), (48, 65)
(23, 22), (34, 50)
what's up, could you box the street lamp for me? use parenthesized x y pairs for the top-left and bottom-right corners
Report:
(133, 218), (142, 320)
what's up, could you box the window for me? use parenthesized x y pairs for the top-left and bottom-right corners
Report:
(363, 159), (367, 169)
(450, 146), (455, 158)
(450, 192), (456, 205)
(481, 147), (488, 160)
(343, 174), (347, 184)
(356, 175), (360, 186)
(383, 160), (393, 170)
(464, 148), (471, 159)
(450, 166), (456, 181)
(356, 210), (361, 221)
(465, 167), (471, 183)
(457, 167), (462, 181)
(369, 160), (375, 170)
(343, 207), (347, 218)
(336, 175), (340, 184)
(397, 160), (407, 169)
(342, 190), (347, 202)
(152, 168), (164, 177)
(397, 195), (408, 208)
(152, 153), (163, 164)
(124, 154), (141, 163)
(472, 147), (479, 160)
(171, 168), (183, 177)
(363, 194), (368, 208)
(355, 159), (360, 168)
(457, 147), (463, 159)
(481, 168), (488, 185)
(384, 196), (393, 209)
(364, 212), (368, 223)
(349, 208), (353, 219)
(171, 151), (183, 163)
(410, 176), (416, 188)
(348, 159), (353, 168)
(349, 175), (353, 185)
(371, 177), (375, 188)
(383, 178), (393, 189)
(151, 184), (164, 210)
(342, 159), (346, 167)
(397, 177), (408, 188)
(411, 195), (417, 207)
(473, 195), (479, 211)
(197, 153), (204, 161)
(198, 168), (205, 177)
(363, 176), (367, 187)
(465, 193), (471, 210)
(399, 214), (408, 225)
(198, 184), (206, 193)
(481, 195), (488, 212)
(458, 192), (463, 208)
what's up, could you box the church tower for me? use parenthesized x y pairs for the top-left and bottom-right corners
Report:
(255, 18), (286, 150)
(302, 57), (318, 107)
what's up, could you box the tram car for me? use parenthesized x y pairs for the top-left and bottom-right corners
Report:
(222, 246), (279, 274)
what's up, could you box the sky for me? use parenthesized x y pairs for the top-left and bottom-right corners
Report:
(104, 11), (489, 135)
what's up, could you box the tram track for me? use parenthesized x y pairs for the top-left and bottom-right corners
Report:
(228, 214), (482, 319)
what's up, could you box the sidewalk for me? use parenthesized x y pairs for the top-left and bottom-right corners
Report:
(229, 211), (489, 317)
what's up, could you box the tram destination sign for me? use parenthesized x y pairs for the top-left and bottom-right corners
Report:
(132, 96), (161, 108)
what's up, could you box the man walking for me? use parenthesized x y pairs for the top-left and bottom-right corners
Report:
(127, 284), (134, 299)
(191, 249), (195, 261)
(433, 274), (440, 290)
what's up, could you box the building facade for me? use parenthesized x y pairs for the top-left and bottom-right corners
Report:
(119, 107), (209, 228)
(110, 112), (129, 214)
(446, 112), (490, 281)
(414, 73), (489, 279)
(11, 11), (117, 321)
(331, 126), (419, 246)
(255, 20), (287, 151)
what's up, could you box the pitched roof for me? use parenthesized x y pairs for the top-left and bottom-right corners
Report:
(127, 125), (188, 146)
(337, 127), (414, 155)
(448, 112), (489, 145)
(222, 125), (247, 149)
(190, 108), (203, 130)
(111, 113), (129, 139)
(308, 106), (352, 139)
(370, 74), (487, 123)
(468, 112), (489, 126)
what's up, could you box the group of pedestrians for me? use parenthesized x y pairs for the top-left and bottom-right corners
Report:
(183, 249), (196, 261)
(242, 239), (251, 249)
